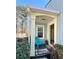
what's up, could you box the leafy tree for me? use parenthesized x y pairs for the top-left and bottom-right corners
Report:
(16, 6), (27, 33)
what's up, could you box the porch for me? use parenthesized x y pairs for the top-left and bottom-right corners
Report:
(27, 6), (59, 56)
(16, 6), (60, 56)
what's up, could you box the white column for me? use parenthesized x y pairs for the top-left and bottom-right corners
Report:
(47, 23), (50, 44)
(30, 14), (36, 56)
(25, 14), (31, 42)
(54, 17), (57, 44)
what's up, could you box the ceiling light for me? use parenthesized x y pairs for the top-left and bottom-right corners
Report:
(42, 19), (46, 20)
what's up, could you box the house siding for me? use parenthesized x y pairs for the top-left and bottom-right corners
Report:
(46, 0), (63, 45)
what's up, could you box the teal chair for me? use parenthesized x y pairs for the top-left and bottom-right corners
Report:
(35, 37), (43, 45)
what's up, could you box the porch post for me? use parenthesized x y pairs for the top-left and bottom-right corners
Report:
(47, 23), (50, 44)
(54, 16), (57, 44)
(25, 14), (31, 43)
(30, 14), (36, 56)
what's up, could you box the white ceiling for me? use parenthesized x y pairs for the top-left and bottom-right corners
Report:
(35, 16), (54, 24)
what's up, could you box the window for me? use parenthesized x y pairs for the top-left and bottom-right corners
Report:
(38, 27), (43, 37)
(36, 25), (44, 39)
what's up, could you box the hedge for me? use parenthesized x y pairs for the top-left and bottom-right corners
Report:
(55, 44), (63, 59)
(16, 37), (30, 59)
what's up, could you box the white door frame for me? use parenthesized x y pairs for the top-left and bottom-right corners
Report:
(36, 25), (45, 39)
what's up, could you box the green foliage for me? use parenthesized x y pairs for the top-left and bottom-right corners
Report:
(55, 44), (63, 59)
(16, 37), (30, 59)
(55, 44), (63, 50)
(16, 6), (27, 33)
(16, 6), (27, 23)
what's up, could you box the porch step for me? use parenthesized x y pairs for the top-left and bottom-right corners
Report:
(36, 57), (47, 59)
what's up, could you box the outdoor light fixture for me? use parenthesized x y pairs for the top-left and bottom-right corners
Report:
(42, 19), (46, 20)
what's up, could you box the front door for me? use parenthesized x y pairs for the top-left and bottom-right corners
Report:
(36, 25), (44, 39)
(50, 24), (54, 45)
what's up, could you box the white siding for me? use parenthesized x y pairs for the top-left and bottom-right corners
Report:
(47, 0), (63, 45)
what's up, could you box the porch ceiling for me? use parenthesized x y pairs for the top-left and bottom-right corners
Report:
(35, 15), (54, 24)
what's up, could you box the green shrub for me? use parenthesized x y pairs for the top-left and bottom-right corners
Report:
(16, 37), (30, 59)
(55, 44), (63, 59)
